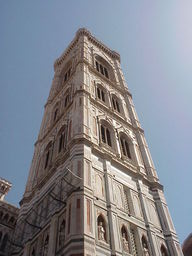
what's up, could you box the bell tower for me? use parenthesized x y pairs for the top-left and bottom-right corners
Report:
(11, 28), (182, 256)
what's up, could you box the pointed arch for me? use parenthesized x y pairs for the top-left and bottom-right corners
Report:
(58, 219), (66, 248)
(94, 55), (115, 82)
(141, 235), (150, 255)
(0, 233), (8, 252)
(57, 125), (67, 154)
(44, 141), (53, 169)
(116, 185), (123, 208)
(111, 94), (122, 113)
(95, 174), (104, 197)
(60, 60), (72, 84)
(160, 244), (168, 256)
(121, 225), (130, 252)
(100, 119), (115, 149)
(119, 132), (132, 159)
(97, 214), (107, 242)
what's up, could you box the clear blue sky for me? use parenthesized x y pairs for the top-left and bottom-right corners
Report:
(0, 1), (191, 244)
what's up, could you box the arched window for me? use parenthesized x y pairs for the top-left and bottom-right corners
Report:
(120, 134), (131, 159)
(100, 124), (112, 147)
(160, 244), (168, 256)
(64, 94), (70, 107)
(0, 233), (8, 252)
(31, 247), (35, 256)
(0, 211), (3, 219)
(58, 220), (66, 248)
(3, 213), (9, 222)
(142, 235), (150, 255)
(97, 215), (107, 242)
(97, 87), (105, 102)
(9, 216), (15, 224)
(43, 235), (49, 256)
(62, 60), (72, 84)
(0, 231), (2, 243)
(58, 127), (67, 153)
(63, 67), (71, 83)
(112, 95), (120, 113)
(44, 142), (52, 169)
(53, 108), (58, 121)
(121, 225), (130, 252)
(95, 55), (110, 79)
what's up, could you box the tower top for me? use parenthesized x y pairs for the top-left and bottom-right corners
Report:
(54, 28), (121, 70)
(0, 177), (12, 201)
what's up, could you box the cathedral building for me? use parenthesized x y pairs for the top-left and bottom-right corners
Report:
(1, 28), (183, 255)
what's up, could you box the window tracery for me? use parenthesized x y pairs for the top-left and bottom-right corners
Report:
(120, 134), (132, 159)
(112, 95), (121, 113)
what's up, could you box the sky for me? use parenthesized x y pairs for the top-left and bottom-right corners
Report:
(0, 0), (192, 244)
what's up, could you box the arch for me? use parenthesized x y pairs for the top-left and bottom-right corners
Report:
(100, 120), (114, 148)
(96, 84), (107, 103)
(0, 211), (3, 219)
(43, 234), (49, 256)
(44, 141), (53, 169)
(0, 233), (8, 252)
(119, 132), (132, 159)
(0, 231), (2, 243)
(9, 216), (15, 224)
(97, 214), (107, 242)
(121, 225), (130, 252)
(3, 213), (9, 222)
(116, 185), (123, 208)
(111, 94), (121, 113)
(94, 55), (115, 81)
(95, 174), (104, 197)
(31, 247), (35, 256)
(58, 219), (66, 248)
(57, 125), (67, 153)
(52, 101), (61, 124)
(160, 244), (168, 256)
(61, 60), (72, 84)
(141, 235), (150, 255)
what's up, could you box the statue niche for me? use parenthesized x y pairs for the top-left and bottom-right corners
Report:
(121, 225), (130, 252)
(97, 214), (107, 242)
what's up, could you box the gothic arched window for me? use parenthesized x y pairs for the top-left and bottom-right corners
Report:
(120, 134), (132, 159)
(142, 235), (150, 255)
(100, 124), (112, 147)
(54, 108), (58, 121)
(121, 225), (130, 252)
(43, 235), (49, 256)
(112, 95), (121, 113)
(31, 247), (35, 256)
(96, 85), (106, 103)
(62, 60), (72, 84)
(97, 215), (107, 242)
(58, 219), (66, 248)
(3, 213), (9, 222)
(58, 126), (67, 153)
(44, 142), (52, 169)
(95, 55), (112, 80)
(9, 216), (15, 224)
(160, 244), (168, 256)
(0, 233), (8, 252)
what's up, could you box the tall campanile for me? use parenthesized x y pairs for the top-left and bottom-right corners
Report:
(12, 29), (182, 256)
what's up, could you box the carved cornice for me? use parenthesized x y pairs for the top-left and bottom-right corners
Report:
(54, 28), (121, 70)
